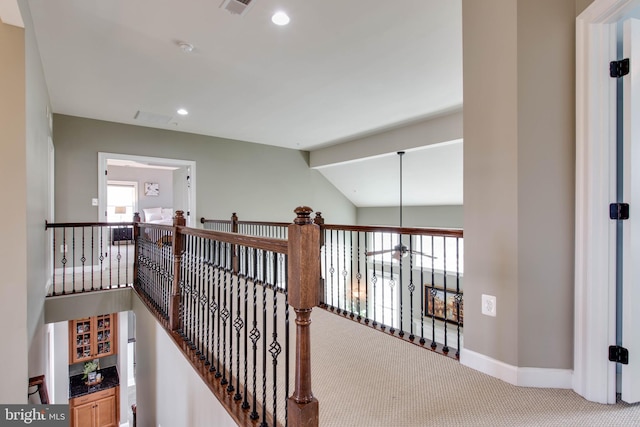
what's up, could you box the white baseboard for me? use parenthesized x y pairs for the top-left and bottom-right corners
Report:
(460, 348), (573, 389)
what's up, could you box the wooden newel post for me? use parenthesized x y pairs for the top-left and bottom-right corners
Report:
(170, 210), (186, 331)
(288, 206), (320, 427)
(231, 212), (239, 233)
(133, 213), (141, 287)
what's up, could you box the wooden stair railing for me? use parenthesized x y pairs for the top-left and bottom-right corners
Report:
(136, 208), (320, 427)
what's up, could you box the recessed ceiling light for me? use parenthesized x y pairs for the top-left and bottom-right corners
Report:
(177, 42), (194, 53)
(177, 108), (188, 116)
(271, 11), (290, 26)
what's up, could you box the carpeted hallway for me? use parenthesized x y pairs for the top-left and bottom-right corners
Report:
(310, 308), (640, 427)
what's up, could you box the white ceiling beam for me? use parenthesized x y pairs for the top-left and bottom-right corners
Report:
(309, 108), (463, 169)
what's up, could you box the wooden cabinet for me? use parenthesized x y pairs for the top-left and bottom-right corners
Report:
(69, 314), (118, 364)
(70, 386), (119, 427)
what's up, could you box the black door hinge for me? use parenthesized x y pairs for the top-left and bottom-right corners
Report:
(610, 58), (630, 78)
(610, 203), (630, 220)
(609, 345), (629, 364)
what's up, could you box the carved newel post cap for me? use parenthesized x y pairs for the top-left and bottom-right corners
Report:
(313, 212), (324, 225)
(133, 212), (141, 222)
(294, 206), (314, 225)
(175, 210), (185, 218)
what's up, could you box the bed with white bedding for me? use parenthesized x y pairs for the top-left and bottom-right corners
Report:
(142, 207), (174, 225)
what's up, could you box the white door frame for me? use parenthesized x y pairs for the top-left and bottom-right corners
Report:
(98, 153), (197, 226)
(575, 0), (640, 404)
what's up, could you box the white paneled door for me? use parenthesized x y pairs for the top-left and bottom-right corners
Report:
(622, 17), (640, 404)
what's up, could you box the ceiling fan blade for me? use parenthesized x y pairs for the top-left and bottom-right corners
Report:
(366, 249), (394, 256)
(408, 250), (436, 259)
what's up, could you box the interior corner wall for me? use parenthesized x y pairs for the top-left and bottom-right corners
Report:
(462, 0), (580, 371)
(0, 18), (28, 404)
(132, 296), (236, 427)
(21, 0), (53, 381)
(53, 115), (356, 225)
(357, 205), (463, 228)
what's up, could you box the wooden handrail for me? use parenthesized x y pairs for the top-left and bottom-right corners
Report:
(199, 214), (464, 238)
(45, 220), (136, 228)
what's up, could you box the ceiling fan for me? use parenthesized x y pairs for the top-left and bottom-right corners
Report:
(365, 151), (435, 261)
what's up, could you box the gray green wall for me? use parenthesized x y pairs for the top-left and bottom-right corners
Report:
(462, 0), (587, 370)
(53, 115), (356, 224)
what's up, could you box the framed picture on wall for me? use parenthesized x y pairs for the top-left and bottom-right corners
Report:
(424, 285), (463, 325)
(144, 182), (159, 196)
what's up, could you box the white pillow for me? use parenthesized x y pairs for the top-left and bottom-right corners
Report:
(147, 213), (163, 222)
(143, 207), (162, 220)
(161, 208), (173, 219)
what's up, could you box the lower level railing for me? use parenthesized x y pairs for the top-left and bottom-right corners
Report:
(45, 221), (135, 296)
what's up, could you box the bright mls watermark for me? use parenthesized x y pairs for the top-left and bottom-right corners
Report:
(0, 405), (68, 426)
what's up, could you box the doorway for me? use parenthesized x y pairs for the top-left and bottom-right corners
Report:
(97, 153), (197, 227)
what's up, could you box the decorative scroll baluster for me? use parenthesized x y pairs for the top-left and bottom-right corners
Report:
(90, 227), (95, 291)
(430, 236), (437, 350)
(249, 249), (260, 420)
(267, 253), (282, 427)
(260, 252), (268, 425)
(408, 237), (415, 342)
(215, 240), (223, 378)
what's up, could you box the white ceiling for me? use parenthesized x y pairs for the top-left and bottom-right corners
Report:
(22, 0), (463, 207)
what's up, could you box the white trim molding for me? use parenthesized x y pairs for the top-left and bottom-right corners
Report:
(574, 0), (640, 404)
(460, 349), (573, 389)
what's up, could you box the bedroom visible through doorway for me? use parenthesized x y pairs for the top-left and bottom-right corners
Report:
(107, 181), (137, 222)
(98, 153), (197, 227)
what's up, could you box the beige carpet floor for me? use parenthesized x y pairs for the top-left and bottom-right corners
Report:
(310, 308), (640, 427)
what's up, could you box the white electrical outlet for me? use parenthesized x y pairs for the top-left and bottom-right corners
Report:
(482, 294), (496, 317)
(60, 244), (68, 253)
(92, 198), (99, 206)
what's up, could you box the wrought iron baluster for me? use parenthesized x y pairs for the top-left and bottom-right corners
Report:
(419, 236), (426, 345)
(90, 227), (95, 291)
(249, 248), (260, 420)
(72, 227), (76, 292)
(408, 236), (415, 341)
(260, 261), (268, 427)
(442, 236), (449, 355)
(51, 228), (56, 296)
(329, 229), (335, 311)
(430, 236), (437, 350)
(455, 236), (462, 358)
(81, 227), (86, 291)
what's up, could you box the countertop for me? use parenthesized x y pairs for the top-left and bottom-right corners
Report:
(69, 365), (119, 399)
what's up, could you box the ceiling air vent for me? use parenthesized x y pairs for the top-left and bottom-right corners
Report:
(220, 0), (255, 16)
(134, 110), (173, 125)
